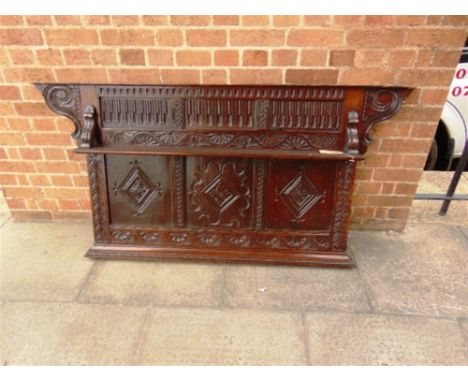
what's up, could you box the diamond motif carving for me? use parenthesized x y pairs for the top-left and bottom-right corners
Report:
(202, 175), (240, 212)
(280, 171), (322, 222)
(115, 161), (162, 215)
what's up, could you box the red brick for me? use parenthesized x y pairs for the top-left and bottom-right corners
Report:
(35, 161), (80, 174)
(397, 106), (443, 123)
(38, 199), (59, 211)
(395, 183), (419, 195)
(59, 200), (82, 210)
(380, 138), (432, 154)
(387, 50), (417, 67)
(0, 86), (21, 101)
(50, 175), (74, 187)
(242, 16), (270, 26)
(433, 49), (464, 67)
(272, 50), (297, 66)
(42, 148), (67, 160)
(415, 49), (434, 67)
(83, 16), (110, 25)
(111, 16), (140, 26)
(36, 48), (63, 65)
(288, 30), (344, 46)
(176, 50), (211, 66)
(0, 16), (24, 25)
(213, 16), (239, 26)
(406, 29), (467, 47)
(9, 48), (35, 65)
(243, 50), (268, 66)
(286, 69), (339, 85)
(394, 16), (426, 26)
(300, 50), (328, 66)
(45, 29), (98, 45)
(120, 49), (146, 65)
(0, 174), (17, 185)
(25, 16), (52, 25)
(230, 69), (283, 85)
(170, 16), (210, 26)
(399, 69), (455, 86)
(441, 16), (468, 26)
(187, 30), (227, 47)
(304, 16), (331, 26)
(202, 70), (227, 84)
(148, 49), (173, 66)
(55, 68), (108, 83)
(329, 50), (355, 66)
(15, 102), (54, 117)
(157, 29), (183, 46)
(161, 69), (201, 84)
(19, 148), (42, 160)
(27, 133), (72, 146)
(142, 16), (168, 25)
(347, 29), (405, 47)
(8, 118), (31, 132)
(364, 16), (395, 25)
(44, 188), (87, 200)
(387, 208), (410, 220)
(0, 29), (43, 45)
(108, 69), (161, 84)
(214, 50), (239, 66)
(0, 160), (35, 173)
(231, 30), (285, 46)
(381, 183), (395, 194)
(333, 16), (364, 26)
(91, 49), (117, 65)
(29, 175), (50, 186)
(64, 49), (92, 65)
(4, 187), (43, 198)
(273, 16), (300, 27)
(420, 89), (449, 105)
(0, 133), (25, 146)
(354, 49), (386, 67)
(401, 154), (428, 168)
(54, 16), (82, 25)
(340, 68), (395, 85)
(33, 119), (55, 132)
(100, 29), (154, 46)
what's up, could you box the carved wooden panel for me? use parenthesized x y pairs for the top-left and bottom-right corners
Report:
(37, 84), (411, 267)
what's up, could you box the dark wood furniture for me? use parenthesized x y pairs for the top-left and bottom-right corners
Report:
(36, 84), (410, 267)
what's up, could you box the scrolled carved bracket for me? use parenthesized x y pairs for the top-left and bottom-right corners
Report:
(35, 83), (82, 141)
(79, 105), (97, 148)
(345, 110), (360, 155)
(362, 88), (411, 152)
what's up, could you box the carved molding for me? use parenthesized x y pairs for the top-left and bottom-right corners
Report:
(345, 110), (360, 155)
(36, 84), (82, 139)
(103, 130), (337, 151)
(79, 105), (97, 149)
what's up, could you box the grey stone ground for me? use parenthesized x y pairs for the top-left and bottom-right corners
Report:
(1, 172), (468, 365)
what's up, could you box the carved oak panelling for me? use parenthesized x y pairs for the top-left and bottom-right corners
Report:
(265, 160), (335, 231)
(106, 155), (172, 225)
(187, 157), (252, 228)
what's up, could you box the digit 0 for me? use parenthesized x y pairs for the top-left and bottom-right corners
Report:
(452, 86), (462, 96)
(455, 68), (466, 79)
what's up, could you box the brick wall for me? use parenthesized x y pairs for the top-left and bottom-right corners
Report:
(1, 15), (467, 230)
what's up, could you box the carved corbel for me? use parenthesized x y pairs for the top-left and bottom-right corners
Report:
(35, 84), (82, 137)
(361, 88), (411, 153)
(345, 110), (360, 155)
(79, 105), (97, 148)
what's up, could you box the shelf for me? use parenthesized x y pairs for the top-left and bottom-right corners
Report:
(74, 146), (365, 161)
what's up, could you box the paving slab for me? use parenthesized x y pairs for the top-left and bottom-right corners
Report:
(305, 312), (467, 365)
(138, 307), (307, 365)
(225, 264), (371, 312)
(350, 223), (468, 318)
(80, 260), (224, 307)
(0, 301), (148, 365)
(0, 222), (94, 302)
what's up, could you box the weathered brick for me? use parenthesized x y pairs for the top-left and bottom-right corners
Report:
(202, 69), (227, 84)
(187, 30), (227, 47)
(176, 50), (211, 66)
(27, 133), (72, 146)
(365, 16), (394, 25)
(286, 69), (338, 85)
(399, 69), (455, 86)
(55, 68), (108, 83)
(347, 29), (405, 47)
(15, 102), (54, 117)
(108, 69), (161, 84)
(340, 68), (395, 85)
(91, 49), (117, 65)
(272, 16), (300, 27)
(142, 16), (168, 25)
(100, 29), (154, 46)
(54, 16), (82, 25)
(45, 29), (98, 45)
(170, 16), (210, 26)
(9, 48), (35, 65)
(157, 29), (183, 46)
(64, 49), (92, 65)
(148, 49), (174, 66)
(120, 49), (146, 66)
(0, 16), (24, 25)
(214, 50), (239, 66)
(212, 16), (239, 26)
(230, 69), (282, 84)
(161, 69), (201, 84)
(329, 50), (355, 66)
(19, 148), (42, 160)
(406, 29), (467, 47)
(243, 50), (268, 66)
(25, 16), (52, 25)
(394, 16), (426, 26)
(419, 89), (450, 105)
(231, 30), (285, 46)
(83, 16), (111, 25)
(288, 30), (344, 46)
(354, 49), (387, 67)
(300, 50), (328, 66)
(0, 86), (21, 101)
(387, 49), (417, 67)
(0, 133), (25, 146)
(433, 49), (464, 67)
(272, 50), (297, 66)
(0, 29), (43, 45)
(304, 16), (331, 26)
(36, 48), (63, 65)
(111, 16), (140, 26)
(242, 16), (270, 26)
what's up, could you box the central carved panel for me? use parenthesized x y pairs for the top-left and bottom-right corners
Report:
(188, 158), (252, 228)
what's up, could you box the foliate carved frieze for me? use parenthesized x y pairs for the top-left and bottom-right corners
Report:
(103, 130), (337, 151)
(107, 226), (331, 251)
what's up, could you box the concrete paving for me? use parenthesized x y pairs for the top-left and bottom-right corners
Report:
(1, 185), (468, 364)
